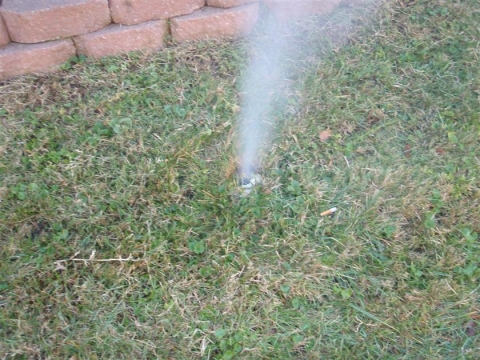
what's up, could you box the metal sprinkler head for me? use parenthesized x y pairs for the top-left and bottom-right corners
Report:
(238, 173), (263, 196)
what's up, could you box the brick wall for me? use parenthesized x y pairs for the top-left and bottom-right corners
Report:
(0, 0), (342, 81)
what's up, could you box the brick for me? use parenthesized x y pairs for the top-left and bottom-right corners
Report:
(0, 39), (75, 80)
(171, 4), (259, 43)
(73, 20), (167, 59)
(109, 0), (205, 26)
(0, 13), (10, 47)
(264, 0), (341, 21)
(0, 0), (111, 44)
(207, 0), (257, 8)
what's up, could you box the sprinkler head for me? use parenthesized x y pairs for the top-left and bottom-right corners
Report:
(238, 173), (263, 196)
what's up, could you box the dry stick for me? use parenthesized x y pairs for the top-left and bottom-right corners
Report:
(55, 250), (145, 267)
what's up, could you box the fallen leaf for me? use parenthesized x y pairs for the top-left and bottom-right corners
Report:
(366, 108), (385, 124)
(404, 144), (412, 158)
(319, 129), (332, 142)
(465, 320), (477, 337)
(470, 313), (480, 320)
(435, 147), (446, 155)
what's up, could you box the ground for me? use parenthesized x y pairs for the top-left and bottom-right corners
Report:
(0, 0), (479, 358)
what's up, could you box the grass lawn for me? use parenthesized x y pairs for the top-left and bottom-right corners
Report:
(1, 0), (479, 358)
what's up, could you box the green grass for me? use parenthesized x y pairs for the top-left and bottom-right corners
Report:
(1, 0), (479, 358)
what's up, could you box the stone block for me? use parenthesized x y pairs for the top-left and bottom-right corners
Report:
(0, 13), (10, 47)
(207, 0), (257, 8)
(109, 0), (205, 26)
(0, 39), (76, 80)
(73, 20), (167, 58)
(0, 0), (111, 43)
(170, 4), (259, 43)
